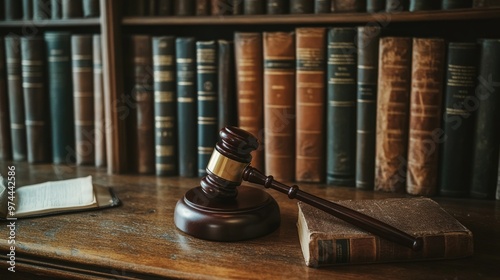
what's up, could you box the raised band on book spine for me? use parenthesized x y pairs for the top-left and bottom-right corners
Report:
(0, 38), (12, 160)
(93, 35), (106, 167)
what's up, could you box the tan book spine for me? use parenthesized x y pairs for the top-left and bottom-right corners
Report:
(375, 37), (412, 192)
(93, 35), (106, 167)
(295, 27), (326, 182)
(234, 32), (264, 171)
(407, 38), (445, 196)
(263, 32), (296, 182)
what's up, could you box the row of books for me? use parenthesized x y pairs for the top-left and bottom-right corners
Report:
(1, 0), (99, 21)
(0, 33), (106, 167)
(124, 0), (500, 17)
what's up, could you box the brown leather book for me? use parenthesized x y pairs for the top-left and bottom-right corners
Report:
(407, 38), (445, 196)
(211, 0), (233, 15)
(234, 32), (264, 171)
(375, 37), (412, 192)
(0, 38), (12, 161)
(331, 0), (365, 12)
(263, 32), (296, 182)
(72, 35), (95, 165)
(93, 35), (106, 168)
(295, 27), (326, 182)
(196, 0), (209, 15)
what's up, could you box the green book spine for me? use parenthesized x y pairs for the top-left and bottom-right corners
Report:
(0, 38), (12, 160)
(439, 42), (478, 197)
(50, 0), (61, 19)
(470, 39), (500, 199)
(4, 0), (22, 20)
(83, 0), (100, 17)
(23, 0), (33, 20)
(45, 32), (75, 164)
(176, 37), (197, 177)
(326, 28), (357, 186)
(33, 0), (51, 20)
(153, 36), (177, 176)
(196, 40), (218, 177)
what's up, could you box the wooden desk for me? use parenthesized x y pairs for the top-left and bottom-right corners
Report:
(1, 163), (499, 279)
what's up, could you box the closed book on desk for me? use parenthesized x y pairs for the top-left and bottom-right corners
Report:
(297, 198), (473, 267)
(0, 38), (11, 161)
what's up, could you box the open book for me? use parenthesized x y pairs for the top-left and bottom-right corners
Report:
(0, 176), (120, 219)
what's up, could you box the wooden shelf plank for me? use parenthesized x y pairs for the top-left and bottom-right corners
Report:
(0, 18), (100, 28)
(122, 8), (500, 26)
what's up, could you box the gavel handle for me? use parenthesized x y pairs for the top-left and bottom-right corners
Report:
(242, 166), (423, 251)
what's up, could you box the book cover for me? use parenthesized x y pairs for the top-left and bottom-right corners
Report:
(297, 198), (473, 267)
(290, 0), (314, 13)
(83, 0), (100, 17)
(267, 0), (287, 14)
(0, 38), (11, 161)
(295, 27), (326, 183)
(196, 0), (209, 15)
(217, 40), (237, 129)
(244, 0), (265, 14)
(62, 0), (82, 18)
(93, 35), (106, 167)
(33, 0), (51, 20)
(263, 32), (296, 182)
(331, 0), (365, 12)
(212, 0), (231, 15)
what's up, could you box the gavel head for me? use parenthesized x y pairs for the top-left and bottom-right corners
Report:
(201, 126), (259, 199)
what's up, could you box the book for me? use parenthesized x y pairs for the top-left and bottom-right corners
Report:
(83, 0), (100, 17)
(153, 36), (177, 176)
(315, 0), (330, 13)
(148, 0), (156, 15)
(232, 0), (244, 14)
(331, 0), (365, 12)
(45, 32), (75, 165)
(0, 176), (120, 219)
(442, 0), (473, 9)
(23, 0), (33, 20)
(297, 198), (473, 267)
(234, 32), (264, 171)
(4, 36), (27, 162)
(21, 36), (50, 163)
(4, 0), (22, 20)
(33, 0), (51, 20)
(326, 28), (357, 186)
(0, 38), (11, 161)
(367, 0), (385, 12)
(174, 0), (195, 15)
(473, 0), (500, 7)
(290, 0), (314, 13)
(409, 0), (441, 11)
(196, 41), (218, 177)
(356, 26), (381, 190)
(263, 32), (296, 182)
(217, 40), (237, 129)
(406, 38), (445, 196)
(196, 0), (209, 15)
(212, 0), (231, 15)
(439, 42), (478, 197)
(295, 27), (326, 183)
(62, 0), (83, 18)
(176, 37), (198, 177)
(386, 0), (409, 11)
(375, 37), (412, 193)
(50, 0), (61, 19)
(157, 0), (173, 15)
(470, 39), (500, 199)
(244, 0), (265, 14)
(93, 35), (106, 168)
(72, 35), (95, 166)
(267, 0), (287, 14)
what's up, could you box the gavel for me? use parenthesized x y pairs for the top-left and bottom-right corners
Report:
(174, 126), (422, 251)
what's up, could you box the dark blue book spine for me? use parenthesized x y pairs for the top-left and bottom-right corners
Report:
(196, 40), (218, 177)
(45, 32), (75, 164)
(326, 27), (357, 186)
(153, 36), (177, 176)
(176, 37), (197, 177)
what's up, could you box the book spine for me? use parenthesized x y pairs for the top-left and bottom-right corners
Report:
(234, 32), (264, 171)
(367, 0), (386, 12)
(315, 0), (330, 13)
(470, 39), (500, 199)
(4, 36), (27, 161)
(148, 0), (156, 15)
(50, 0), (61, 19)
(296, 27), (326, 182)
(196, 41), (218, 177)
(386, 0), (409, 11)
(217, 40), (237, 129)
(153, 36), (177, 176)
(439, 42), (478, 197)
(62, 0), (82, 18)
(83, 0), (100, 17)
(176, 37), (197, 177)
(442, 0), (472, 9)
(375, 37), (412, 192)
(33, 0), (51, 20)
(244, 0), (265, 14)
(290, 0), (314, 13)
(175, 0), (195, 15)
(326, 28), (357, 186)
(196, 0), (209, 15)
(4, 0), (22, 20)
(267, 0), (286, 14)
(0, 38), (12, 160)
(23, 0), (33, 20)
(356, 26), (381, 190)
(212, 0), (233, 15)
(406, 38), (445, 196)
(45, 32), (74, 164)
(263, 32), (296, 182)
(93, 35), (106, 167)
(21, 36), (50, 163)
(409, 0), (441, 11)
(232, 0), (244, 14)
(331, 0), (366, 12)
(157, 0), (173, 15)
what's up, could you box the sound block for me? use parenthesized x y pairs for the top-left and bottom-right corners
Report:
(174, 185), (280, 241)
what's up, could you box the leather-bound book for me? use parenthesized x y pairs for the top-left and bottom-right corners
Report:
(93, 35), (106, 167)
(50, 0), (61, 19)
(212, 0), (233, 15)
(62, 0), (82, 18)
(406, 38), (445, 196)
(196, 0), (209, 15)
(147, 0), (156, 15)
(33, 0), (51, 20)
(153, 36), (177, 176)
(267, 0), (286, 14)
(72, 35), (94, 165)
(217, 40), (237, 129)
(244, 0), (265, 14)
(470, 39), (500, 199)
(23, 0), (33, 20)
(331, 0), (366, 12)
(375, 37), (412, 192)
(234, 32), (264, 171)
(157, 0), (173, 15)
(296, 27), (326, 183)
(0, 38), (12, 161)
(232, 0), (244, 14)
(45, 32), (74, 164)
(386, 0), (409, 11)
(4, 36), (27, 161)
(83, 0), (100, 17)
(176, 37), (197, 177)
(409, 0), (441, 11)
(326, 28), (357, 186)
(196, 41), (218, 177)
(4, 0), (22, 20)
(356, 26), (381, 190)
(315, 0), (331, 13)
(367, 0), (385, 12)
(297, 198), (473, 267)
(439, 42), (478, 197)
(290, 0), (314, 13)
(21, 36), (50, 163)
(442, 0), (472, 8)
(128, 35), (155, 174)
(263, 32), (296, 182)
(174, 0), (195, 15)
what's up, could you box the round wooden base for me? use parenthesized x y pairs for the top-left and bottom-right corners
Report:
(174, 185), (281, 241)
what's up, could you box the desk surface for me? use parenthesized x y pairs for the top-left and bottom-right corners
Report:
(0, 163), (499, 279)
